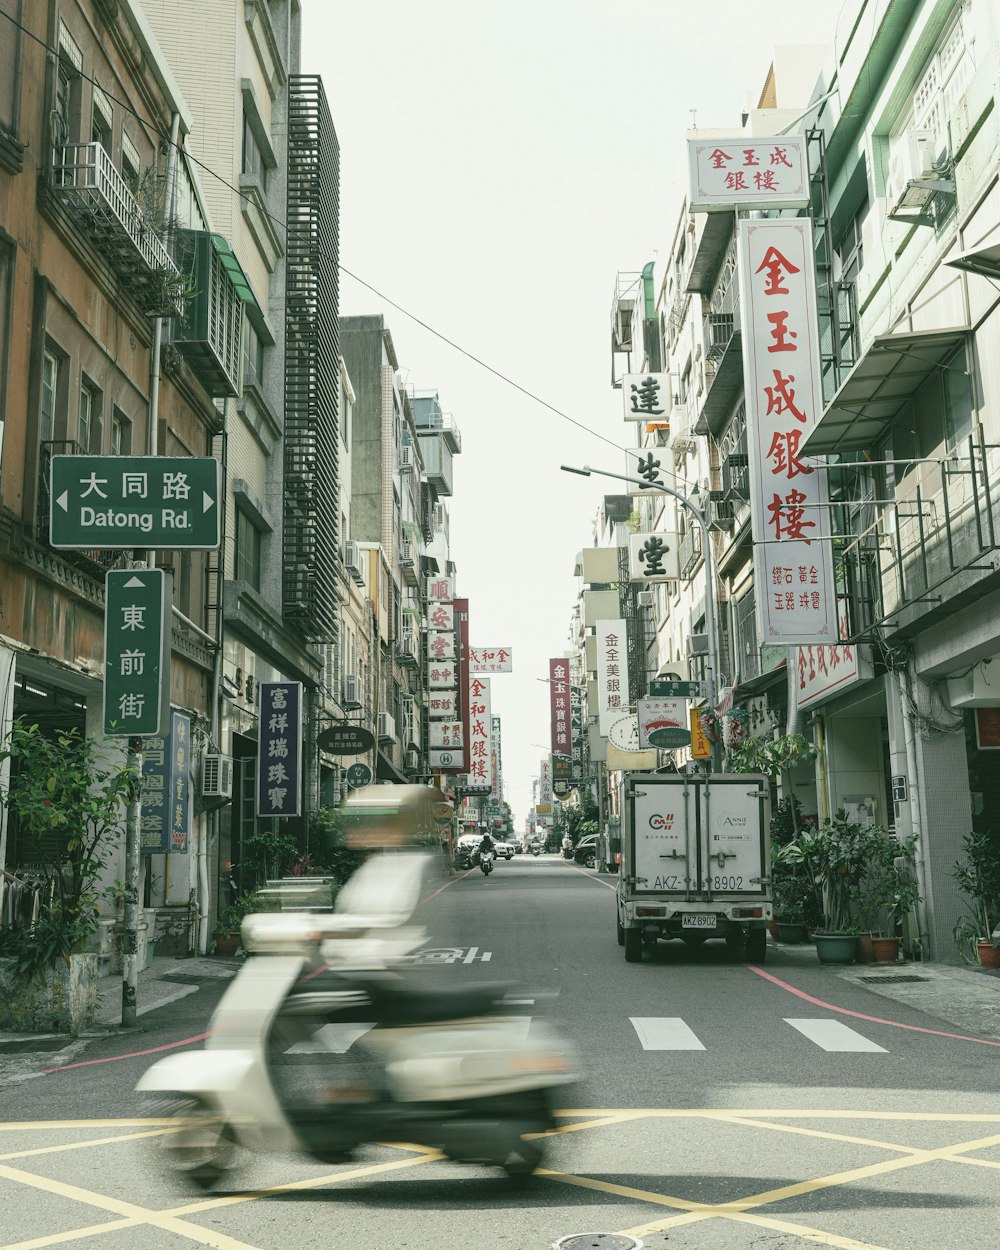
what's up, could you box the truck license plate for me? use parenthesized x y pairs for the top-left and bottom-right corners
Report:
(682, 915), (717, 929)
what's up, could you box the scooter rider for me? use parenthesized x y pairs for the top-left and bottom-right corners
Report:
(478, 829), (497, 859)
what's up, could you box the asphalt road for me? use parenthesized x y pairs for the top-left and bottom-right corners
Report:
(2, 852), (1000, 1250)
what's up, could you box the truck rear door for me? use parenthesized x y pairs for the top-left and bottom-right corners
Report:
(699, 775), (768, 897)
(629, 777), (697, 895)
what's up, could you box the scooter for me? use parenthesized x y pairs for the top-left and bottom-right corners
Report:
(530, 845), (542, 857)
(136, 852), (578, 1188)
(479, 848), (495, 876)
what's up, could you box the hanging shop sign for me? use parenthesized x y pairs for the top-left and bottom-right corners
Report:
(609, 715), (644, 752)
(638, 697), (690, 749)
(256, 681), (302, 818)
(346, 762), (373, 788)
(469, 646), (512, 673)
(622, 373), (671, 422)
(596, 619), (631, 736)
(427, 631), (455, 662)
(628, 532), (680, 582)
(467, 676), (493, 791)
(738, 217), (836, 645)
(549, 658), (572, 756)
(317, 724), (375, 755)
(427, 600), (454, 632)
(688, 134), (809, 212)
(430, 722), (464, 750)
(139, 711), (191, 854)
(426, 575), (454, 602)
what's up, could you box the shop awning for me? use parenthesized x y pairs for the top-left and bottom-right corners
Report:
(944, 235), (1000, 280)
(209, 233), (260, 313)
(375, 748), (409, 784)
(800, 328), (968, 456)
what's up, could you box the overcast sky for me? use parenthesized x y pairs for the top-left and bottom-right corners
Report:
(301, 0), (847, 829)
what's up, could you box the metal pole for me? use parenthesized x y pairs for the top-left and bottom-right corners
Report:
(121, 737), (144, 1027)
(560, 463), (721, 725)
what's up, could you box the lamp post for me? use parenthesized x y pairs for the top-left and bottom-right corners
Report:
(561, 462), (721, 755)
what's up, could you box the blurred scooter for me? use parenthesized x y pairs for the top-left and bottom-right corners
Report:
(137, 849), (577, 1189)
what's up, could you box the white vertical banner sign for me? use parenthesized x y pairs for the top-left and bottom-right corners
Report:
(596, 619), (631, 736)
(738, 218), (836, 645)
(467, 675), (493, 791)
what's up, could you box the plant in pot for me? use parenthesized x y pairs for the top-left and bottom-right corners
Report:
(952, 830), (1000, 969)
(778, 811), (884, 965)
(212, 893), (259, 956)
(771, 872), (811, 944)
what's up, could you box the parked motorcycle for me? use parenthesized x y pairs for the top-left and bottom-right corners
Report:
(137, 851), (577, 1188)
(479, 848), (495, 876)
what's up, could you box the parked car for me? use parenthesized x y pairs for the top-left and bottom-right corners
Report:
(496, 839), (517, 860)
(573, 834), (600, 869)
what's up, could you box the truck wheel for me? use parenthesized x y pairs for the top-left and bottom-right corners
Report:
(745, 926), (767, 963)
(616, 913), (625, 946)
(624, 928), (643, 963)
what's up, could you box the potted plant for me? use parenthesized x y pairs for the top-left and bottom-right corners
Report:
(212, 892), (261, 956)
(952, 831), (1000, 969)
(778, 812), (886, 965)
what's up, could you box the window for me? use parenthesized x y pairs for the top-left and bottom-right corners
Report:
(121, 131), (140, 192)
(241, 320), (264, 388)
(234, 507), (262, 589)
(111, 409), (131, 457)
(91, 86), (112, 153)
(241, 111), (267, 190)
(40, 350), (60, 443)
(78, 380), (101, 451)
(882, 344), (974, 468)
(895, 9), (974, 159)
(0, 237), (12, 443)
(54, 22), (82, 147)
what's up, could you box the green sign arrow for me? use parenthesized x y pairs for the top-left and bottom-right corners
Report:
(51, 456), (221, 550)
(103, 569), (172, 737)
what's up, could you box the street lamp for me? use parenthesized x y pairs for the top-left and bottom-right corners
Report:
(560, 462), (720, 728)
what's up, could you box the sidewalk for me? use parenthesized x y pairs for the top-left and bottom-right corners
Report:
(770, 938), (1000, 1042)
(93, 953), (239, 1028)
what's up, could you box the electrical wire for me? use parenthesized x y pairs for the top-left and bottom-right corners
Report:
(2, 6), (639, 463)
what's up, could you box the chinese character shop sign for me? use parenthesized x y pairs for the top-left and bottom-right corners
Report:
(549, 658), (572, 757)
(596, 619), (631, 736)
(738, 219), (836, 644)
(467, 677), (493, 790)
(622, 374), (671, 423)
(257, 682), (302, 817)
(139, 712), (190, 853)
(469, 646), (512, 674)
(688, 135), (808, 212)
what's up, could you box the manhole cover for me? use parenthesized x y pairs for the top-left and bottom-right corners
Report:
(859, 975), (929, 984)
(553, 1237), (643, 1250)
(0, 1038), (70, 1054)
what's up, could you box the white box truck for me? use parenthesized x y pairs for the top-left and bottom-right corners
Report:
(617, 772), (772, 963)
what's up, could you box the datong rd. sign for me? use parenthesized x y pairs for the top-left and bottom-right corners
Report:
(50, 456), (221, 550)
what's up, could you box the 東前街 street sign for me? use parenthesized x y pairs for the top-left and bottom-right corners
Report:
(648, 679), (702, 699)
(103, 568), (172, 737)
(50, 456), (221, 550)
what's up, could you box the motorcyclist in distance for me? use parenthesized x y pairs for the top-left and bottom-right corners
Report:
(478, 829), (496, 859)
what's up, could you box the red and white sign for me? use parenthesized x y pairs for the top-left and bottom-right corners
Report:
(428, 692), (457, 719)
(469, 646), (512, 673)
(637, 697), (687, 748)
(427, 631), (455, 662)
(427, 601), (454, 632)
(596, 619), (631, 736)
(430, 722), (463, 750)
(467, 676), (493, 790)
(428, 663), (457, 690)
(688, 135), (809, 212)
(426, 575), (454, 602)
(739, 218), (836, 644)
(797, 612), (872, 709)
(549, 658), (572, 756)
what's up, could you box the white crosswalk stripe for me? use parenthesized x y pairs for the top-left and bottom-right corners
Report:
(784, 1017), (887, 1052)
(630, 1017), (706, 1050)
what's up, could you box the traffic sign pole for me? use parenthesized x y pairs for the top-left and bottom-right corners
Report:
(121, 738), (143, 1028)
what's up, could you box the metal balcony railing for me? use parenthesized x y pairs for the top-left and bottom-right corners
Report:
(678, 525), (702, 578)
(416, 412), (462, 453)
(51, 143), (180, 310)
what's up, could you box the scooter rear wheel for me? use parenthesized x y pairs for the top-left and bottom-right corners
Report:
(152, 1097), (237, 1190)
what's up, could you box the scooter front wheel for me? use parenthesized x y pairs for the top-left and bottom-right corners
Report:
(152, 1097), (238, 1190)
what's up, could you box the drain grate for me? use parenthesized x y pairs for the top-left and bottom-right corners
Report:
(859, 974), (929, 984)
(0, 1038), (71, 1054)
(552, 1237), (643, 1250)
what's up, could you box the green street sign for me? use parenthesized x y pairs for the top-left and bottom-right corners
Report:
(648, 679), (702, 699)
(103, 569), (172, 737)
(50, 456), (221, 550)
(647, 725), (692, 748)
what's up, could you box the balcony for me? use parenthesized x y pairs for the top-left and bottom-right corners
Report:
(50, 143), (182, 316)
(678, 525), (703, 578)
(695, 284), (743, 439)
(415, 411), (462, 453)
(173, 233), (257, 398)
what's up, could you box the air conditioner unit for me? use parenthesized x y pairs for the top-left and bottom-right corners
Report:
(399, 631), (417, 658)
(886, 130), (937, 205)
(636, 590), (654, 608)
(400, 539), (415, 567)
(708, 497), (735, 531)
(341, 674), (362, 709)
(399, 445), (414, 472)
(688, 632), (709, 657)
(343, 540), (364, 586)
(202, 753), (233, 800)
(377, 712), (396, 741)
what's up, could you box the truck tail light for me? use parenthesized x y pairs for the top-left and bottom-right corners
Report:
(736, 907), (763, 918)
(636, 907), (664, 917)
